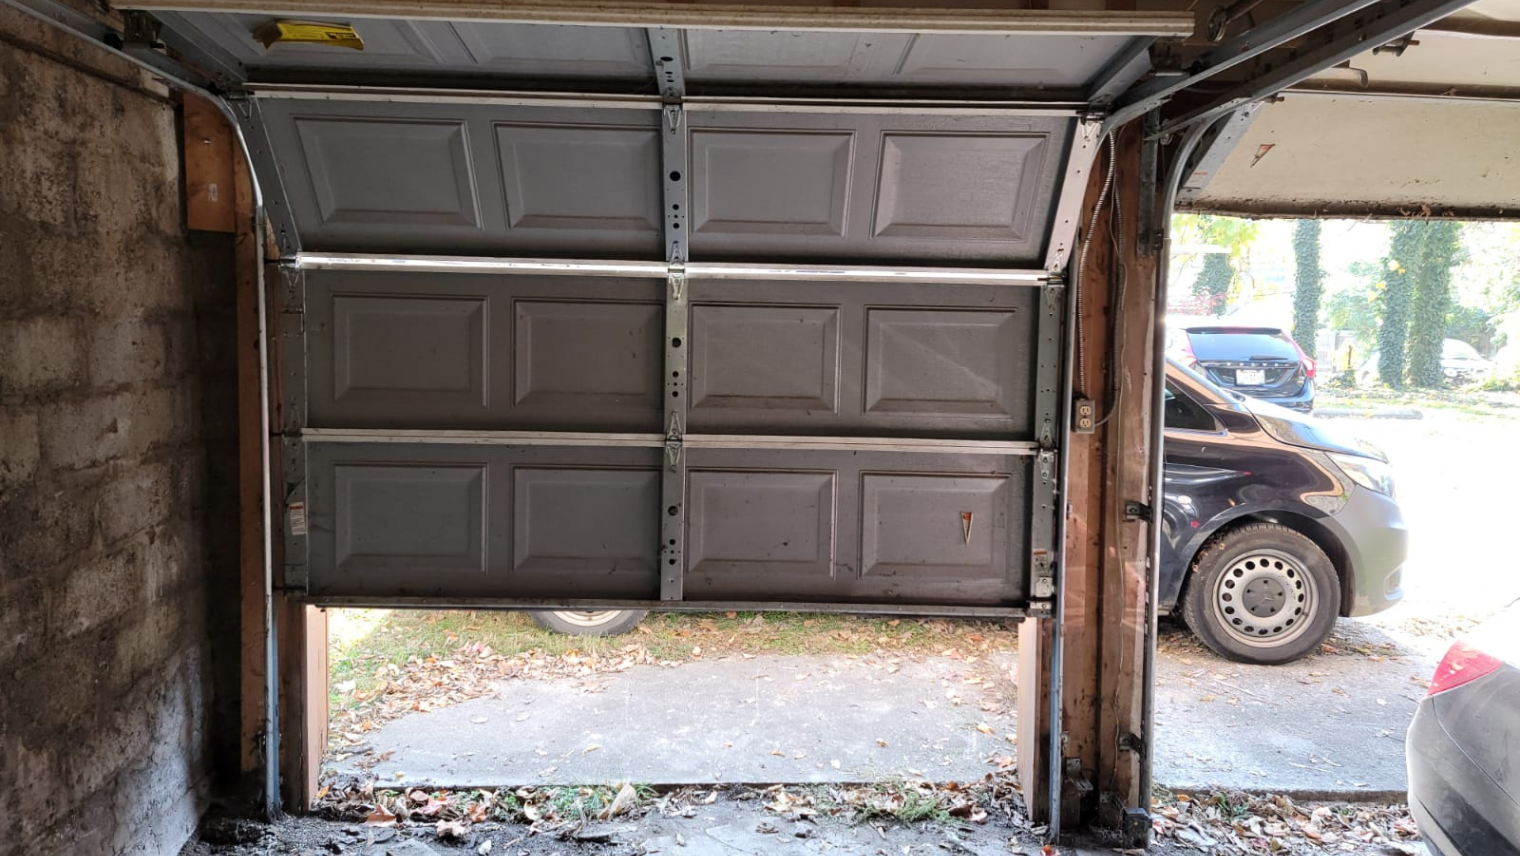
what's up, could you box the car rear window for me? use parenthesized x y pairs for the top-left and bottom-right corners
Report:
(1187, 330), (1299, 361)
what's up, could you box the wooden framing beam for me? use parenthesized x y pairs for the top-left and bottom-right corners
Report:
(232, 118), (277, 814)
(1095, 122), (1158, 825)
(117, 0), (1191, 35)
(1018, 122), (1159, 835)
(183, 94), (236, 233)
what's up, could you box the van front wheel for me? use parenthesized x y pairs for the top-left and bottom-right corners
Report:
(528, 610), (648, 637)
(1182, 523), (1340, 665)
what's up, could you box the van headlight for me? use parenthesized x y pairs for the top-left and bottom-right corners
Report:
(1329, 453), (1395, 498)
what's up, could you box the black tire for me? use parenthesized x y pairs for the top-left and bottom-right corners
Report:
(1181, 523), (1340, 665)
(528, 609), (648, 637)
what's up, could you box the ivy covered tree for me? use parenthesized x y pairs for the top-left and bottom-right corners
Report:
(1291, 220), (1325, 358)
(1377, 223), (1421, 387)
(1406, 220), (1462, 387)
(1172, 214), (1259, 316)
(1194, 252), (1233, 315)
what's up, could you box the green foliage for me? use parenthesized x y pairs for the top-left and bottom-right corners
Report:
(1446, 304), (1496, 354)
(1172, 214), (1261, 316)
(1291, 220), (1325, 358)
(1172, 214), (1261, 258)
(1407, 221), (1462, 388)
(1377, 224), (1420, 387)
(1194, 253), (1233, 314)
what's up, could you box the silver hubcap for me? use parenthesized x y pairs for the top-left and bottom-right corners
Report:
(1211, 550), (1317, 648)
(551, 610), (624, 629)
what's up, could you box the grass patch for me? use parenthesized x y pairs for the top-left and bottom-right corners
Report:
(328, 608), (1017, 717)
(1316, 386), (1520, 419)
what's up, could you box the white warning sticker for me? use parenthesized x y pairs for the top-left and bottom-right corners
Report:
(288, 501), (307, 537)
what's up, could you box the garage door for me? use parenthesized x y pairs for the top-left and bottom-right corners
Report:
(142, 11), (1190, 615)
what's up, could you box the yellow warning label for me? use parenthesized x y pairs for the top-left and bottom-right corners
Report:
(253, 20), (365, 50)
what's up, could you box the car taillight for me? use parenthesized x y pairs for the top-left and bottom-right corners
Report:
(1289, 339), (1316, 379)
(1428, 640), (1503, 696)
(1179, 339), (1199, 369)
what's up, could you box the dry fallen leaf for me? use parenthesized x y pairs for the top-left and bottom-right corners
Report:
(603, 782), (639, 819)
(436, 820), (468, 839)
(975, 723), (994, 735)
(365, 805), (396, 826)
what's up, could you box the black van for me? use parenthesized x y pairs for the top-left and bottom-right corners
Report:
(1160, 360), (1404, 663)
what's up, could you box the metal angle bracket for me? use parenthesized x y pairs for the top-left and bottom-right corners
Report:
(662, 105), (689, 264)
(228, 95), (301, 259)
(275, 262), (307, 435)
(646, 28), (687, 103)
(1030, 449), (1059, 599)
(1175, 103), (1261, 205)
(660, 268), (689, 602)
(281, 436), (308, 591)
(1044, 119), (1104, 273)
(653, 24), (690, 603)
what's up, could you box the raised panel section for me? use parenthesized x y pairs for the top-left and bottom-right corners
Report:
(873, 133), (1048, 242)
(452, 24), (650, 78)
(333, 295), (487, 407)
(335, 464), (486, 573)
(692, 130), (853, 236)
(296, 118), (480, 227)
(683, 30), (881, 80)
(892, 33), (1132, 87)
(496, 123), (661, 233)
(688, 471), (835, 574)
(690, 305), (839, 413)
(861, 474), (1005, 577)
(865, 309), (1022, 417)
(513, 300), (663, 410)
(512, 467), (659, 573)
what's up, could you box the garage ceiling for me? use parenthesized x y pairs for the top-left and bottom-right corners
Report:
(1173, 0), (1520, 217)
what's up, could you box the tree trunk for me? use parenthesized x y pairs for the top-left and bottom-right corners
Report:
(1378, 223), (1420, 388)
(1291, 220), (1324, 359)
(1407, 221), (1462, 388)
(1194, 253), (1232, 316)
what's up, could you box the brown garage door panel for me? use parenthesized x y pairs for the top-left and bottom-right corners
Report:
(305, 442), (1030, 606)
(306, 443), (664, 598)
(256, 97), (1071, 263)
(683, 448), (1030, 605)
(686, 110), (1072, 264)
(686, 278), (1039, 438)
(304, 269), (665, 431)
(257, 99), (666, 258)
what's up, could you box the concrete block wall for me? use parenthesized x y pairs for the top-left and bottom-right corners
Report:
(0, 7), (239, 854)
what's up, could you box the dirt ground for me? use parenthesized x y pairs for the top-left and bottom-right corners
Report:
(184, 787), (1425, 856)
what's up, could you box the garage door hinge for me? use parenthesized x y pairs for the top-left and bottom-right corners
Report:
(1118, 731), (1145, 756)
(1031, 553), (1055, 599)
(1124, 501), (1151, 522)
(665, 438), (682, 471)
(1026, 599), (1054, 618)
(1042, 279), (1063, 313)
(1037, 450), (1055, 484)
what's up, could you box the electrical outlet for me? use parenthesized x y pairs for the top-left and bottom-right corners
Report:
(1074, 398), (1096, 433)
